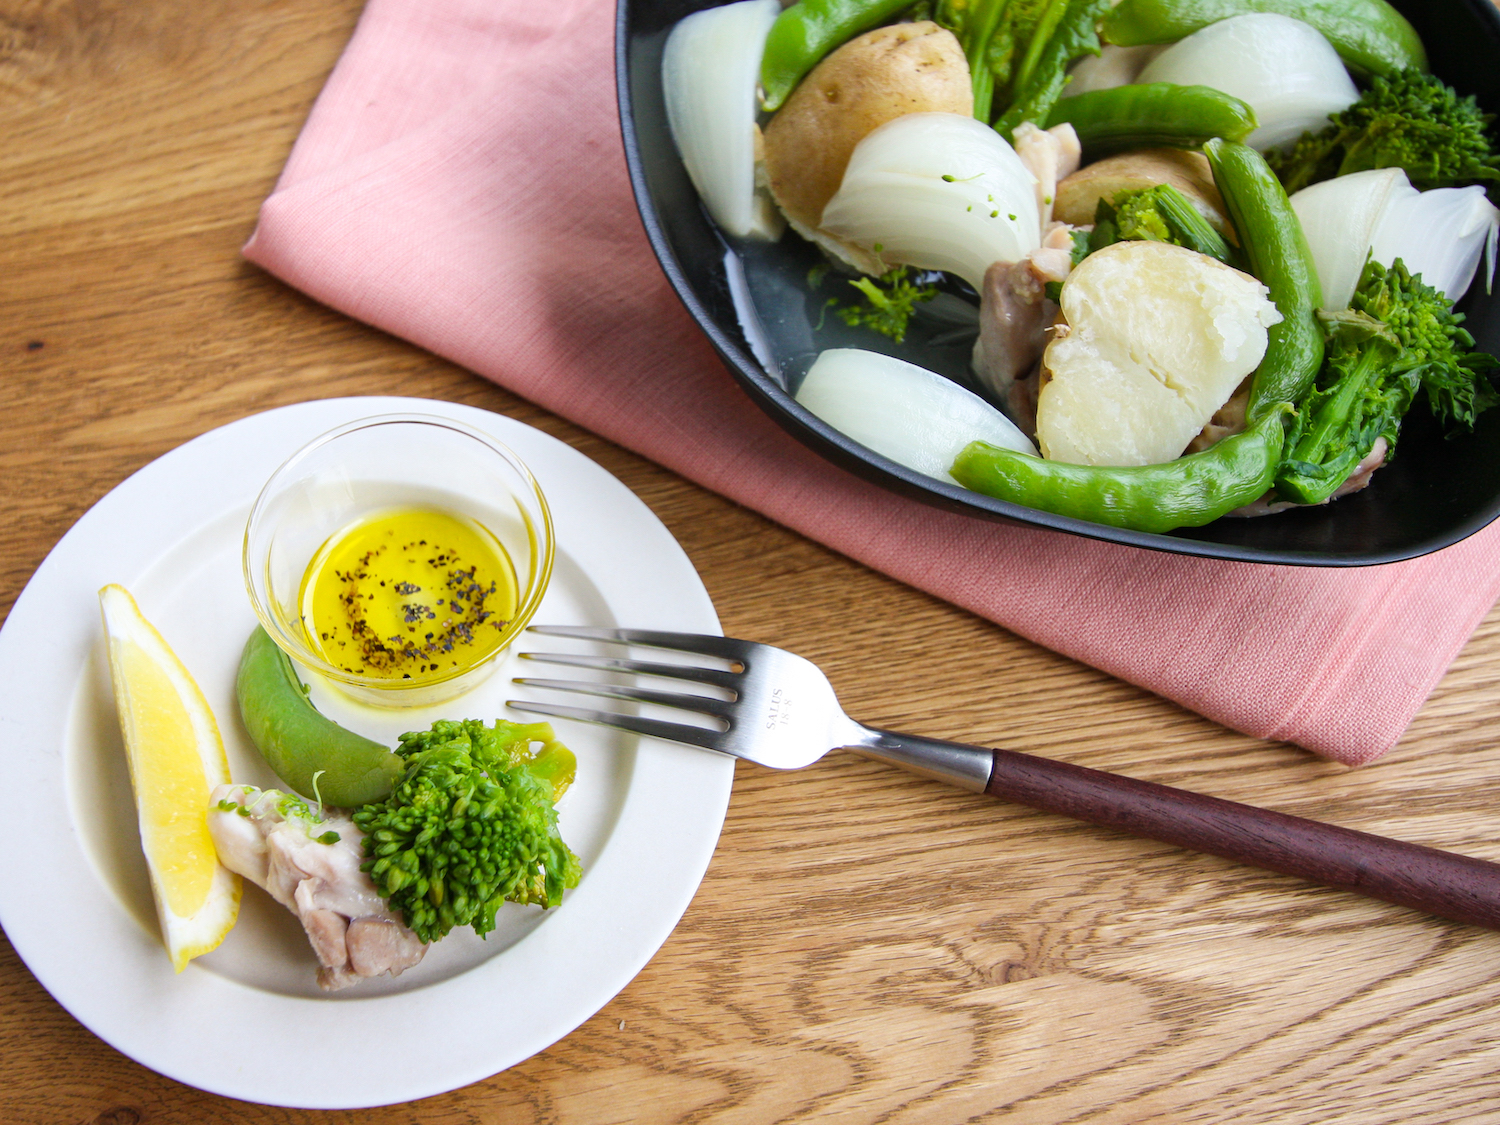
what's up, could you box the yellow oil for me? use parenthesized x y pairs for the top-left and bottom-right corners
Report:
(298, 507), (519, 683)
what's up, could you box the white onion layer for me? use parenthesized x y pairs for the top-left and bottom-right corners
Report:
(795, 348), (1038, 482)
(1291, 169), (1500, 307)
(818, 113), (1041, 291)
(662, 0), (783, 240)
(1137, 13), (1359, 152)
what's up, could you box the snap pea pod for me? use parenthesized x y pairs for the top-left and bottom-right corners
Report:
(236, 625), (404, 808)
(1203, 138), (1323, 420)
(1045, 83), (1256, 155)
(951, 405), (1291, 534)
(1101, 0), (1426, 79)
(759, 0), (913, 112)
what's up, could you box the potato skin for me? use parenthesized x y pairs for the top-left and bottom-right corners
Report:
(1053, 149), (1230, 235)
(763, 22), (971, 231)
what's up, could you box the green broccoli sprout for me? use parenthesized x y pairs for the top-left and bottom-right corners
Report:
(1276, 258), (1500, 505)
(829, 266), (939, 344)
(352, 719), (581, 944)
(1268, 69), (1500, 198)
(1087, 184), (1237, 266)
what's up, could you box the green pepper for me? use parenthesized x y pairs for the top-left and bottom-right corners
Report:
(1101, 0), (1426, 79)
(759, 0), (913, 113)
(991, 0), (1113, 140)
(1203, 139), (1324, 420)
(951, 405), (1291, 533)
(236, 625), (404, 807)
(1045, 83), (1256, 155)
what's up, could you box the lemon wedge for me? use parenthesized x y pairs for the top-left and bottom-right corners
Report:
(99, 584), (240, 971)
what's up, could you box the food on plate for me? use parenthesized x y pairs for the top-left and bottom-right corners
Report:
(1033, 240), (1282, 466)
(209, 785), (426, 991)
(299, 507), (518, 685)
(354, 720), (580, 944)
(237, 625), (403, 808)
(661, 0), (1500, 532)
(762, 22), (972, 236)
(98, 584), (240, 971)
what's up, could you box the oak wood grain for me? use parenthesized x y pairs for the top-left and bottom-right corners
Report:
(5, 1), (1500, 1122)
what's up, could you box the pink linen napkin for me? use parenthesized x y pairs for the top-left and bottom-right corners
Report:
(243, 0), (1500, 766)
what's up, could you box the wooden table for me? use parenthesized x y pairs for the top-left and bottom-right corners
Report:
(5, 2), (1500, 1121)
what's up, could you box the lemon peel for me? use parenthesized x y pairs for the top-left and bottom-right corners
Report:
(99, 584), (239, 971)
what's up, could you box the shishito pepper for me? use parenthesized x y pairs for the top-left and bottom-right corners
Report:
(1045, 83), (1257, 157)
(951, 142), (1321, 533)
(952, 405), (1290, 533)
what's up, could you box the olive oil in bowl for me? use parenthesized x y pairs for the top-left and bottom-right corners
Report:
(299, 508), (519, 687)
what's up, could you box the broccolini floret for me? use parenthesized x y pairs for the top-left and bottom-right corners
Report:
(353, 719), (581, 944)
(1268, 70), (1500, 198)
(1086, 184), (1237, 266)
(1276, 259), (1500, 505)
(829, 266), (939, 344)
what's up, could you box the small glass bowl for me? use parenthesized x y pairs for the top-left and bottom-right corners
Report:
(244, 413), (554, 708)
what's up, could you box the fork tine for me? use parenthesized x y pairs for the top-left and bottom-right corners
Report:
(513, 676), (736, 720)
(517, 650), (739, 690)
(506, 699), (732, 754)
(527, 625), (746, 662)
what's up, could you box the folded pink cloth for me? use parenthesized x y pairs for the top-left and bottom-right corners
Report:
(243, 0), (1500, 765)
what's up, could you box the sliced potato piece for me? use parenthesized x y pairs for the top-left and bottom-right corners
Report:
(762, 21), (971, 231)
(1053, 149), (1230, 235)
(1036, 241), (1281, 467)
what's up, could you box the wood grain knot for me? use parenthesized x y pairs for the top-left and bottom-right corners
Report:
(89, 1108), (142, 1125)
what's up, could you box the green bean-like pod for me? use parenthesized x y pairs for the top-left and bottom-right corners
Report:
(951, 405), (1290, 534)
(1204, 139), (1325, 419)
(1046, 83), (1256, 156)
(236, 626), (403, 808)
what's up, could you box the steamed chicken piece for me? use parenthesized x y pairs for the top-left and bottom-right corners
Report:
(1010, 121), (1081, 230)
(1036, 241), (1282, 467)
(971, 224), (1083, 431)
(208, 784), (426, 991)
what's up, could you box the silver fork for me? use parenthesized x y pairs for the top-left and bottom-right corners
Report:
(510, 625), (1500, 931)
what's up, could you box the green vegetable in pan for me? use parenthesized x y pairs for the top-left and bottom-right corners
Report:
(951, 404), (1290, 533)
(759, 0), (913, 112)
(1045, 83), (1257, 156)
(1268, 69), (1500, 197)
(1276, 260), (1500, 504)
(1204, 138), (1325, 420)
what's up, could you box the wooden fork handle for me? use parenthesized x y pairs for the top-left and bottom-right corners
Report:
(985, 747), (1500, 930)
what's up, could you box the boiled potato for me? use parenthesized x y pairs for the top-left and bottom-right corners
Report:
(762, 22), (970, 231)
(1036, 241), (1281, 467)
(1053, 149), (1231, 235)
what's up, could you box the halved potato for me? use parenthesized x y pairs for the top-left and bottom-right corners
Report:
(1036, 241), (1281, 467)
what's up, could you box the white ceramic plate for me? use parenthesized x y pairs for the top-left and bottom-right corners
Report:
(0, 397), (734, 1109)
